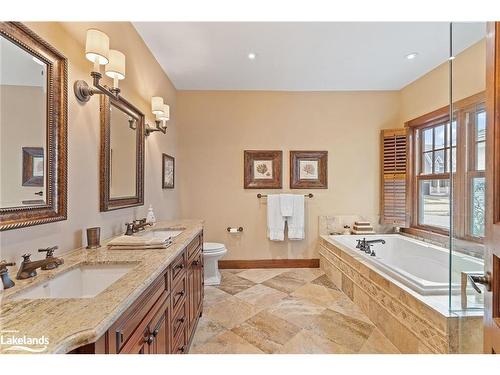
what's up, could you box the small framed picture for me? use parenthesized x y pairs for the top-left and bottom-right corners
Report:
(22, 147), (44, 187)
(290, 151), (328, 189)
(162, 153), (175, 189)
(244, 150), (282, 189)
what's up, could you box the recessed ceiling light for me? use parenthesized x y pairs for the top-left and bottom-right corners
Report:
(405, 52), (418, 60)
(248, 52), (256, 60)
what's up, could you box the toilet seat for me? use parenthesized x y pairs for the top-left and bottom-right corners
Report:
(203, 242), (226, 254)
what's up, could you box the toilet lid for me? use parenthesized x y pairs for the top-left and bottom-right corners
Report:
(203, 242), (226, 253)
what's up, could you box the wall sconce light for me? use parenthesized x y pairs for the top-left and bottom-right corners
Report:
(74, 29), (126, 103)
(145, 97), (170, 136)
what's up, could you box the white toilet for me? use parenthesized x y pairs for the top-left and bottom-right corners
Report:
(203, 242), (227, 286)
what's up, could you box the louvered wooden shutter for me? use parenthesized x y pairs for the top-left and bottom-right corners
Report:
(381, 128), (408, 226)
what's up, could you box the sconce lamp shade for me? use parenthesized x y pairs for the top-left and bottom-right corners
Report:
(85, 29), (109, 65)
(105, 50), (126, 80)
(156, 104), (170, 121)
(151, 97), (164, 115)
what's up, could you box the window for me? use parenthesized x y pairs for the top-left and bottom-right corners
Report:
(407, 92), (486, 240)
(467, 107), (486, 238)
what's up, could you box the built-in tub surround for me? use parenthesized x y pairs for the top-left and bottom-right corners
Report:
(0, 219), (202, 354)
(319, 235), (483, 353)
(332, 234), (484, 296)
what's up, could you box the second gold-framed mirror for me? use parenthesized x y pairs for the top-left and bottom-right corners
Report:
(100, 94), (144, 211)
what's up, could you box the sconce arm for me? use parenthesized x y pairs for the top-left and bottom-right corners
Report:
(74, 72), (120, 103)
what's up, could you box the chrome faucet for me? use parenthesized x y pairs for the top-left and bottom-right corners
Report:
(0, 260), (16, 289)
(124, 218), (152, 235)
(16, 247), (64, 280)
(356, 238), (385, 256)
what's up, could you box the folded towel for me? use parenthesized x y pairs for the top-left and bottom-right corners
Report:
(287, 195), (305, 240)
(107, 235), (166, 247)
(279, 194), (294, 217)
(267, 194), (285, 241)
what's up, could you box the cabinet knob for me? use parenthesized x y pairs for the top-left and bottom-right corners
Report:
(177, 290), (185, 297)
(192, 260), (199, 266)
(175, 264), (184, 270)
(178, 345), (185, 353)
(145, 335), (154, 345)
(177, 317), (185, 323)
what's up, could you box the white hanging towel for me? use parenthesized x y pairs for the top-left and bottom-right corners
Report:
(267, 194), (285, 241)
(287, 195), (305, 240)
(279, 194), (294, 217)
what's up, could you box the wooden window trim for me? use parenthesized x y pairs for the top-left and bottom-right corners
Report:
(405, 91), (486, 242)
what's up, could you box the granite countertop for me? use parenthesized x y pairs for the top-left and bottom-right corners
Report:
(0, 219), (203, 354)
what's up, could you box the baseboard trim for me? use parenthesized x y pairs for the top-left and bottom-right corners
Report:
(218, 259), (320, 269)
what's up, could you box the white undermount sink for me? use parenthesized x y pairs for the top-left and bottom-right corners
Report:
(135, 229), (184, 241)
(11, 263), (136, 300)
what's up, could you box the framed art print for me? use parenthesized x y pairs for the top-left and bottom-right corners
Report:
(290, 150), (328, 189)
(244, 150), (282, 189)
(22, 147), (44, 187)
(162, 153), (175, 189)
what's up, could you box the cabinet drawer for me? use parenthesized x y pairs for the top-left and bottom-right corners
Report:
(171, 274), (187, 314)
(172, 323), (187, 354)
(113, 273), (167, 353)
(187, 234), (202, 260)
(171, 300), (187, 339)
(171, 251), (186, 286)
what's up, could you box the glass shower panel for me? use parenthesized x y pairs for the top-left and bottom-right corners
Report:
(449, 21), (487, 353)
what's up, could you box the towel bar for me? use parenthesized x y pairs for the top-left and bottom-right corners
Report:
(257, 193), (313, 198)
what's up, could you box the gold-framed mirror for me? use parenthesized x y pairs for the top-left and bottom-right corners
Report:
(100, 94), (144, 211)
(0, 22), (67, 231)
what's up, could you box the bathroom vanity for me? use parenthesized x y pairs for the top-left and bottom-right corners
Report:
(0, 220), (204, 354)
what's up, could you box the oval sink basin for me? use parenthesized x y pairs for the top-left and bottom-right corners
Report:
(11, 263), (136, 300)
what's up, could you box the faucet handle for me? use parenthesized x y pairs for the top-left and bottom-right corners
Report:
(125, 222), (134, 235)
(21, 253), (32, 263)
(38, 246), (58, 257)
(39, 246), (58, 257)
(0, 260), (16, 270)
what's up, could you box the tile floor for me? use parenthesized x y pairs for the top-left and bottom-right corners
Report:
(189, 268), (400, 354)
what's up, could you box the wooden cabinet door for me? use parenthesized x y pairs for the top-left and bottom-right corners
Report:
(187, 257), (196, 336)
(195, 251), (204, 314)
(149, 300), (170, 354)
(485, 21), (500, 354)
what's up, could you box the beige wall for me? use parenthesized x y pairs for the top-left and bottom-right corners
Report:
(177, 91), (400, 260)
(0, 24), (486, 264)
(0, 22), (179, 262)
(400, 39), (486, 124)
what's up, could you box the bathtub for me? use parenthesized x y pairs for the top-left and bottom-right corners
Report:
(328, 234), (484, 296)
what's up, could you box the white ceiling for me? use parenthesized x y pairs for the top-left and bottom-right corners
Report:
(133, 22), (485, 91)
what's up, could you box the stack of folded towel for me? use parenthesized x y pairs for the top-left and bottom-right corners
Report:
(267, 194), (305, 241)
(107, 235), (172, 250)
(352, 221), (375, 234)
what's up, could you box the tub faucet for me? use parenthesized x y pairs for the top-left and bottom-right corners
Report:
(358, 238), (384, 256)
(364, 244), (376, 256)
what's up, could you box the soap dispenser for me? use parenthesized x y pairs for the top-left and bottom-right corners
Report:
(146, 204), (156, 224)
